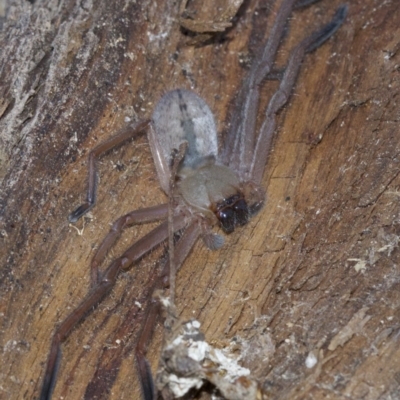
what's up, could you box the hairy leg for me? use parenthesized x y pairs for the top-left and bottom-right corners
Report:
(69, 120), (150, 223)
(250, 5), (347, 183)
(90, 204), (169, 285)
(40, 215), (186, 400)
(135, 222), (201, 400)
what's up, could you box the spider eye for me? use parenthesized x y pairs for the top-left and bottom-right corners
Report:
(215, 195), (250, 234)
(218, 208), (235, 234)
(233, 199), (249, 226)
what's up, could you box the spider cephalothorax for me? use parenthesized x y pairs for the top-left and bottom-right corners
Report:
(154, 89), (266, 235)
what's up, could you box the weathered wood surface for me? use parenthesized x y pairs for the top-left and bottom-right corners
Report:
(1, 0), (399, 399)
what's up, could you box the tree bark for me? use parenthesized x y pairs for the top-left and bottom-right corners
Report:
(1, 0), (399, 399)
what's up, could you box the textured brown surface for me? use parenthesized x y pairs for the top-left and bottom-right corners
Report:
(1, 0), (400, 399)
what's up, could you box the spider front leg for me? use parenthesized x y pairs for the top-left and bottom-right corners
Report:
(69, 119), (150, 223)
(40, 214), (186, 400)
(135, 221), (201, 400)
(89, 203), (168, 286)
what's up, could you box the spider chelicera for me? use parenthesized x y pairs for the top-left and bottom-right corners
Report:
(40, 1), (347, 399)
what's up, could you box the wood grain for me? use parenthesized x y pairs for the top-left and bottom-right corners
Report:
(1, 0), (399, 399)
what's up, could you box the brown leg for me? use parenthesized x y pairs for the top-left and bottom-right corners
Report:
(40, 215), (186, 400)
(221, 0), (297, 171)
(167, 142), (189, 304)
(135, 222), (201, 400)
(250, 5), (347, 183)
(90, 203), (169, 285)
(221, 1), (347, 183)
(69, 119), (150, 223)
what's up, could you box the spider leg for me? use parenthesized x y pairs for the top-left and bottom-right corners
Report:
(40, 216), (186, 400)
(135, 222), (201, 400)
(294, 0), (321, 9)
(250, 4), (347, 183)
(90, 203), (169, 286)
(68, 119), (150, 223)
(221, 0), (297, 170)
(167, 142), (189, 304)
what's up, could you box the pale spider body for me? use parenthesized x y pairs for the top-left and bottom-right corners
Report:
(151, 89), (264, 237)
(40, 1), (347, 399)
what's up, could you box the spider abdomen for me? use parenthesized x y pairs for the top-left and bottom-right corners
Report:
(150, 89), (218, 193)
